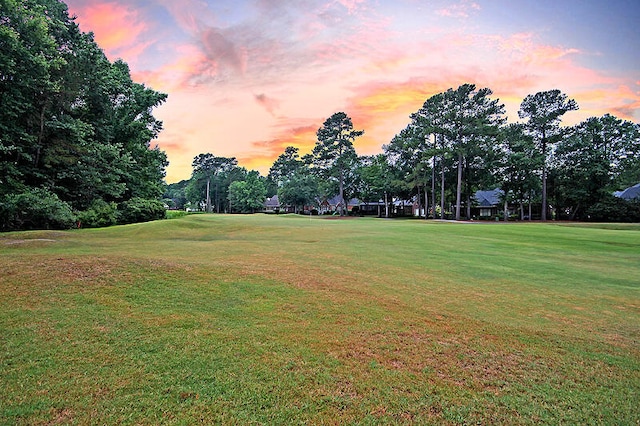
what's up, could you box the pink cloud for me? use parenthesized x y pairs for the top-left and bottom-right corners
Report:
(67, 1), (149, 61)
(436, 1), (481, 18)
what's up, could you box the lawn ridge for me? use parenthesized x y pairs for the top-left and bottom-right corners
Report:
(1, 214), (639, 424)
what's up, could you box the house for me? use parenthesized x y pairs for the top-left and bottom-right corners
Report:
(472, 188), (504, 218)
(263, 194), (281, 213)
(614, 183), (640, 200)
(318, 196), (360, 214)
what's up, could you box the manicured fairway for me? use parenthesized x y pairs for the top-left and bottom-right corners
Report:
(1, 215), (639, 424)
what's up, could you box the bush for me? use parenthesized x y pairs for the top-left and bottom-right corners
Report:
(117, 197), (166, 224)
(77, 200), (118, 228)
(586, 196), (640, 222)
(0, 188), (77, 231)
(166, 210), (188, 219)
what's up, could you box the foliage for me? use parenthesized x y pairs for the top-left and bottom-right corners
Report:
(311, 112), (363, 215)
(77, 199), (118, 228)
(518, 90), (579, 220)
(0, 0), (168, 230)
(497, 123), (542, 219)
(227, 171), (267, 213)
(116, 197), (166, 224)
(277, 171), (319, 213)
(190, 154), (239, 213)
(0, 187), (76, 231)
(268, 146), (305, 187)
(585, 195), (640, 222)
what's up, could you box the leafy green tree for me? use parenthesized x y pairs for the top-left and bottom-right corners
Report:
(518, 90), (578, 220)
(311, 112), (363, 216)
(227, 171), (267, 213)
(0, 0), (168, 229)
(191, 154), (237, 212)
(497, 123), (542, 220)
(383, 125), (430, 217)
(552, 114), (640, 219)
(268, 146), (304, 187)
(438, 84), (505, 220)
(358, 154), (400, 217)
(278, 171), (319, 213)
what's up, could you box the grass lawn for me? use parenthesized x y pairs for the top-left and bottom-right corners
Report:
(1, 214), (639, 424)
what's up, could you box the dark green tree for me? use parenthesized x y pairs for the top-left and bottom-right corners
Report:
(268, 146), (304, 187)
(191, 154), (237, 212)
(311, 112), (363, 216)
(497, 123), (542, 220)
(518, 90), (578, 220)
(227, 171), (267, 213)
(439, 84), (505, 220)
(278, 171), (319, 213)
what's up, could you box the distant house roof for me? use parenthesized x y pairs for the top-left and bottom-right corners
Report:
(474, 188), (504, 207)
(326, 196), (360, 206)
(615, 183), (640, 200)
(264, 194), (280, 207)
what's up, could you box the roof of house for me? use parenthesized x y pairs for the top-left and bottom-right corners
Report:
(326, 196), (360, 206)
(474, 188), (504, 207)
(264, 194), (280, 207)
(615, 183), (640, 200)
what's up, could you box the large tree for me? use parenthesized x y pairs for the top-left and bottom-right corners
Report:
(268, 146), (304, 187)
(498, 123), (543, 220)
(439, 84), (505, 220)
(228, 171), (267, 213)
(552, 114), (640, 219)
(0, 0), (168, 230)
(518, 90), (578, 220)
(191, 154), (237, 212)
(311, 112), (363, 216)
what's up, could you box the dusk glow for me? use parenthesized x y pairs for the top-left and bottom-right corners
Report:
(65, 0), (640, 183)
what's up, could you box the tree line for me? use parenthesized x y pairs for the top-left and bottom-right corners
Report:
(170, 84), (639, 222)
(0, 0), (169, 231)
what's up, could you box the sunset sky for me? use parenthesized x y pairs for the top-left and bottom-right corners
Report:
(65, 0), (640, 183)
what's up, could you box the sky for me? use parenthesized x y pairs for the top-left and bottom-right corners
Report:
(64, 0), (640, 183)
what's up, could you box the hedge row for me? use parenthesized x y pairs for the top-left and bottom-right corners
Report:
(0, 189), (166, 231)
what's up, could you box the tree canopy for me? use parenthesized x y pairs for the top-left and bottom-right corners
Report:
(0, 0), (168, 230)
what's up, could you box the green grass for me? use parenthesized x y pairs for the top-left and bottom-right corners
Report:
(1, 215), (639, 424)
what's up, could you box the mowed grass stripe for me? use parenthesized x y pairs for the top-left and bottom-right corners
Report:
(1, 215), (638, 424)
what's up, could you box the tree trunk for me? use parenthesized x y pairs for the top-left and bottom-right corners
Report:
(504, 199), (509, 222)
(455, 152), (463, 221)
(34, 103), (47, 167)
(339, 167), (346, 216)
(520, 201), (524, 220)
(384, 191), (389, 218)
(466, 195), (471, 220)
(424, 186), (429, 220)
(431, 155), (436, 219)
(440, 154), (445, 220)
(541, 135), (547, 221)
(206, 177), (212, 213)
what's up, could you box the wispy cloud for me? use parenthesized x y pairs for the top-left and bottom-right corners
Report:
(66, 0), (640, 182)
(436, 1), (481, 18)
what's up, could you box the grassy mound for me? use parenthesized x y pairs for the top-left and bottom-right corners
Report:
(1, 215), (638, 424)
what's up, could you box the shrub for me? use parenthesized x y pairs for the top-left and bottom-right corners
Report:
(166, 210), (188, 219)
(77, 200), (118, 228)
(0, 188), (77, 231)
(117, 198), (166, 224)
(586, 196), (640, 222)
